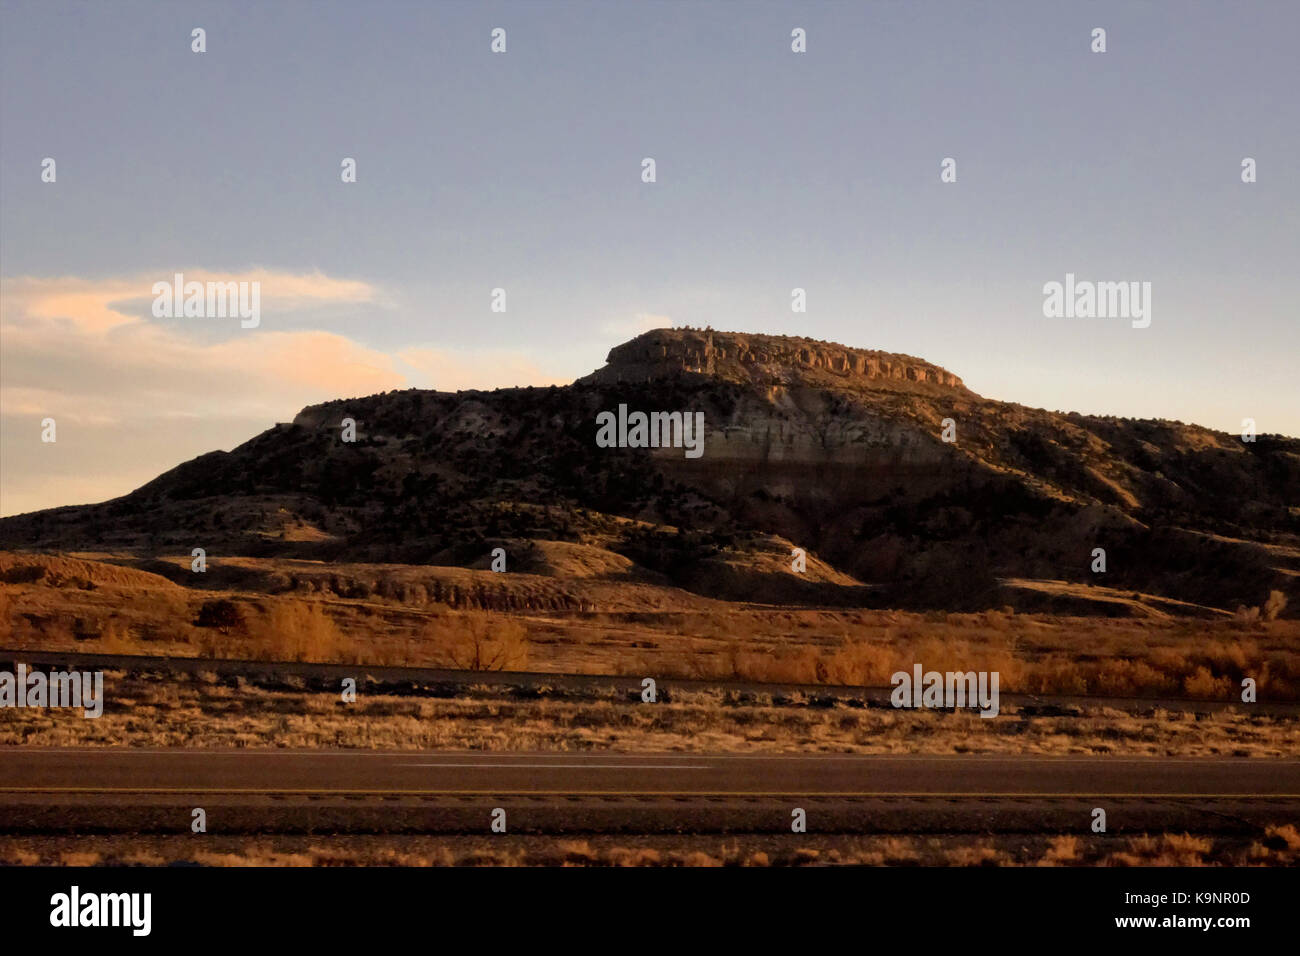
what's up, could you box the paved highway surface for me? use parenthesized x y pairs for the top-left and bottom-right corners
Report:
(0, 750), (1296, 835)
(3, 749), (1299, 797)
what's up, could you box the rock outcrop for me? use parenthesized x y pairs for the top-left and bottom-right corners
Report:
(581, 328), (965, 391)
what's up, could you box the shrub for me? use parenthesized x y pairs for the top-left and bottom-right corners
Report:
(421, 611), (529, 671)
(195, 599), (244, 634)
(253, 600), (357, 664)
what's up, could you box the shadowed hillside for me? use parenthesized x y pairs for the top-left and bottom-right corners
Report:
(2, 329), (1297, 615)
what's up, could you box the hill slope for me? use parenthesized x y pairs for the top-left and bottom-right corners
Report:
(2, 329), (1296, 613)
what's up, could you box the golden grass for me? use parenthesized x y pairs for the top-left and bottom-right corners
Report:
(3, 552), (1298, 701)
(3, 829), (1295, 867)
(197, 599), (361, 664)
(1, 671), (1296, 756)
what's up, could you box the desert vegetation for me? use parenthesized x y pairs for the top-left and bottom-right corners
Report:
(1, 668), (1295, 756)
(3, 551), (1299, 701)
(2, 826), (1297, 867)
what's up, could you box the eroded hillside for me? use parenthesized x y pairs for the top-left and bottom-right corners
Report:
(2, 329), (1296, 615)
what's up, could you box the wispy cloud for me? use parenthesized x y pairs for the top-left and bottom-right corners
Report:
(1, 270), (376, 334)
(0, 270), (572, 515)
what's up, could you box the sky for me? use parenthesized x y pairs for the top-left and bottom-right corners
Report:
(1, 0), (1297, 516)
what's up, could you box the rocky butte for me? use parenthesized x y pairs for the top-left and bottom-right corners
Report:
(0, 327), (1295, 613)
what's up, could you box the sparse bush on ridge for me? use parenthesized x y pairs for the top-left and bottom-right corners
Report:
(195, 599), (244, 634)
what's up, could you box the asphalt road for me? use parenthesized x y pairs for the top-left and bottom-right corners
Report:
(4, 749), (1300, 797)
(2, 750), (1296, 835)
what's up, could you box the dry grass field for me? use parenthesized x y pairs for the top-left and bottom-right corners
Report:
(2, 668), (1296, 756)
(4, 548), (1298, 764)
(2, 551), (1297, 704)
(2, 827), (1297, 867)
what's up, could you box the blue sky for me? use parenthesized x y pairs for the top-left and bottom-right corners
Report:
(1, 0), (1297, 514)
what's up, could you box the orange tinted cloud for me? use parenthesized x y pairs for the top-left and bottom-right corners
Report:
(1, 269), (375, 334)
(0, 271), (573, 514)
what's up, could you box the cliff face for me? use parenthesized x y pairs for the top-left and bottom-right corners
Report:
(581, 329), (965, 392)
